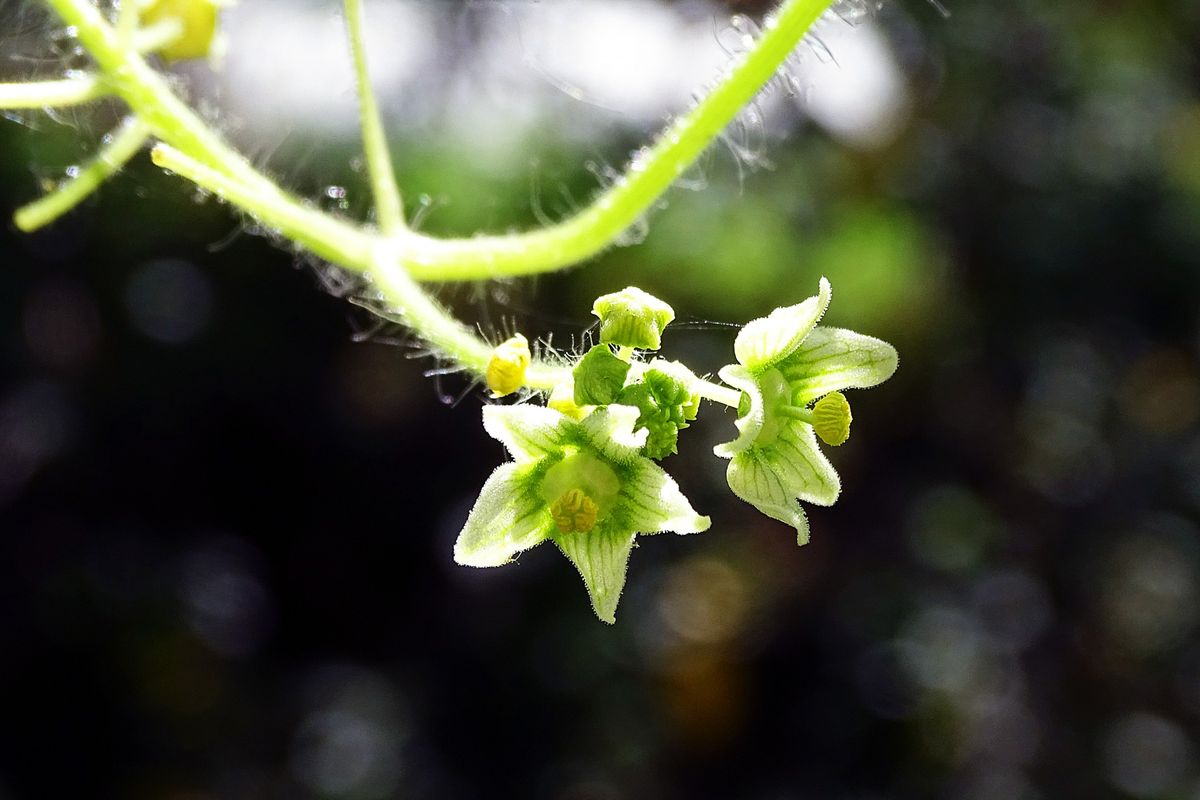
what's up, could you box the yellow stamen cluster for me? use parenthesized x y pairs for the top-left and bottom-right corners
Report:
(812, 391), (853, 446)
(550, 489), (599, 534)
(485, 334), (531, 398)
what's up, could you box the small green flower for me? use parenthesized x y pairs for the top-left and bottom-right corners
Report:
(454, 404), (710, 623)
(592, 287), (676, 351)
(715, 278), (898, 544)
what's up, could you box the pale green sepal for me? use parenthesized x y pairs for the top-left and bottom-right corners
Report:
(726, 454), (812, 545)
(620, 460), (711, 535)
(572, 344), (631, 406)
(733, 277), (831, 372)
(580, 404), (648, 463)
(592, 286), (676, 350)
(713, 365), (764, 459)
(553, 522), (638, 624)
(767, 422), (841, 506)
(454, 462), (555, 566)
(482, 404), (572, 462)
(780, 326), (899, 404)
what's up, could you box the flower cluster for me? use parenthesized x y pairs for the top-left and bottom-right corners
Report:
(454, 280), (897, 622)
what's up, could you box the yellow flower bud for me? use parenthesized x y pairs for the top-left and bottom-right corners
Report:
(485, 334), (531, 398)
(550, 489), (599, 534)
(812, 391), (852, 446)
(548, 381), (590, 420)
(142, 0), (220, 62)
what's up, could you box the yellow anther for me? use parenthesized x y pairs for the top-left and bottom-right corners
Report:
(550, 489), (599, 534)
(812, 391), (852, 446)
(142, 0), (220, 62)
(485, 334), (531, 398)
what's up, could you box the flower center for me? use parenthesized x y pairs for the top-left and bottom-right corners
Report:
(550, 489), (599, 533)
(539, 451), (621, 533)
(736, 368), (791, 447)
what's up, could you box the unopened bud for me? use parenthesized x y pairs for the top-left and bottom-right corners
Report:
(592, 286), (675, 350)
(485, 334), (531, 398)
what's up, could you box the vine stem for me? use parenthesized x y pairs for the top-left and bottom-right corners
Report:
(0, 75), (107, 107)
(40, 0), (278, 194)
(36, 0), (835, 281)
(395, 0), (836, 281)
(33, 0), (834, 405)
(342, 0), (406, 234)
(151, 142), (740, 405)
(15, 116), (149, 232)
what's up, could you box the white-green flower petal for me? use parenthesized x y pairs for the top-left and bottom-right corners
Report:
(553, 522), (638, 624)
(620, 459), (711, 535)
(733, 277), (831, 372)
(482, 404), (572, 462)
(726, 453), (812, 546)
(780, 326), (899, 404)
(580, 404), (647, 463)
(454, 463), (555, 566)
(713, 364), (764, 459)
(767, 422), (841, 506)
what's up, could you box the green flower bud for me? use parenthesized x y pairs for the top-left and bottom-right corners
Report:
(592, 287), (675, 350)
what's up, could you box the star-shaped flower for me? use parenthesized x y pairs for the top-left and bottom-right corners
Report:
(454, 404), (710, 622)
(714, 278), (898, 544)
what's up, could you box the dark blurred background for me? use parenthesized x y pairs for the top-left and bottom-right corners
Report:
(2, 0), (1199, 797)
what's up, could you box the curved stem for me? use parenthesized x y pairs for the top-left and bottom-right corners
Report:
(151, 141), (568, 388)
(150, 143), (375, 268)
(369, 243), (567, 390)
(41, 0), (276, 194)
(395, 0), (834, 281)
(38, 0), (834, 281)
(37, 0), (829, 405)
(15, 116), (149, 232)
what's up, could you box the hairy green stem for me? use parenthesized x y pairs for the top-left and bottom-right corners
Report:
(395, 0), (834, 280)
(29, 0), (833, 403)
(15, 116), (149, 232)
(150, 143), (374, 267)
(34, 0), (834, 281)
(40, 0), (275, 193)
(369, 243), (567, 390)
(152, 142), (743, 403)
(342, 0), (406, 234)
(0, 75), (107, 108)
